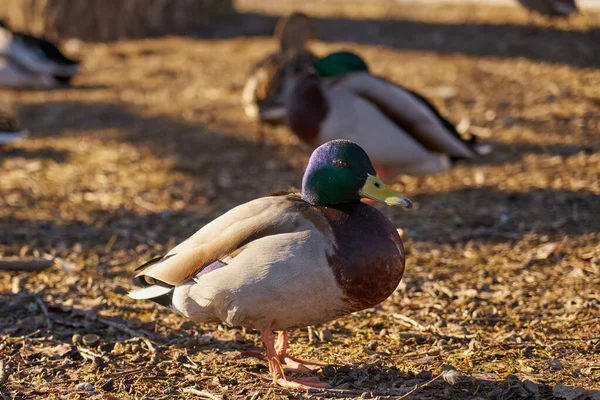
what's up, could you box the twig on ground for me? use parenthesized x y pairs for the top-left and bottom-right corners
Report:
(391, 313), (478, 340)
(108, 367), (146, 378)
(77, 346), (104, 362)
(182, 388), (223, 399)
(397, 372), (445, 399)
(392, 314), (428, 331)
(35, 296), (53, 333)
(0, 259), (53, 272)
(548, 336), (600, 341)
(304, 388), (376, 397)
(436, 331), (478, 340)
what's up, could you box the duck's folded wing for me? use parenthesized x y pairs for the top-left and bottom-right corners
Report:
(134, 195), (310, 286)
(339, 72), (477, 159)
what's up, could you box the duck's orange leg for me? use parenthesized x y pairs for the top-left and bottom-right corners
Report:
(261, 330), (330, 390)
(275, 331), (328, 373)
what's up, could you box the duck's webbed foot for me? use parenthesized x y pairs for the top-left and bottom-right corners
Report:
(261, 329), (330, 390)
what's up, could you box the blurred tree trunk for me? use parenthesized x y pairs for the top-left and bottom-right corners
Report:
(0, 0), (233, 41)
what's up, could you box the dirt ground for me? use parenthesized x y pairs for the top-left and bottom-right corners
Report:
(1, 1), (599, 399)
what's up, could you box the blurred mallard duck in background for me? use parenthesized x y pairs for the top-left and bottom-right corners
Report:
(0, 20), (79, 89)
(516, 0), (578, 16)
(286, 51), (491, 178)
(242, 12), (318, 125)
(130, 140), (411, 390)
(0, 103), (27, 145)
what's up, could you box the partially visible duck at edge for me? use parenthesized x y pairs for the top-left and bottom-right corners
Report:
(516, 0), (578, 17)
(0, 102), (27, 145)
(286, 51), (491, 178)
(242, 12), (318, 126)
(0, 19), (79, 89)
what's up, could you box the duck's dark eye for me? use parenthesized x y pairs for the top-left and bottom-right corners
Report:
(333, 159), (348, 168)
(374, 182), (381, 188)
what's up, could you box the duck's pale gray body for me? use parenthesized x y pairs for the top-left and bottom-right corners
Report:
(300, 72), (477, 175)
(172, 228), (347, 331)
(131, 193), (404, 332)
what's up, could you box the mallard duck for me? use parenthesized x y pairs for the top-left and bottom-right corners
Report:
(242, 12), (318, 125)
(516, 0), (578, 16)
(129, 139), (412, 390)
(0, 20), (79, 89)
(0, 103), (26, 145)
(286, 51), (490, 177)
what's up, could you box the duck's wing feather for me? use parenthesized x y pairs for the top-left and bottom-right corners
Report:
(338, 72), (478, 159)
(243, 50), (318, 122)
(134, 195), (316, 287)
(242, 52), (287, 119)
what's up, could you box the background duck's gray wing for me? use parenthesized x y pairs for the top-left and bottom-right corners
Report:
(340, 72), (478, 159)
(134, 195), (313, 286)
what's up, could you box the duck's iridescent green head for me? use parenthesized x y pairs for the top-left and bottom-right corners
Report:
(302, 140), (413, 207)
(313, 51), (369, 78)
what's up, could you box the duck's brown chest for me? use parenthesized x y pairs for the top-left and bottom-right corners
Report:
(317, 203), (405, 311)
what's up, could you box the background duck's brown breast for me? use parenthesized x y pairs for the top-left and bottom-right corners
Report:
(286, 74), (329, 145)
(317, 202), (405, 310)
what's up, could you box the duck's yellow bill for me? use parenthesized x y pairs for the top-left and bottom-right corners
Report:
(359, 174), (413, 208)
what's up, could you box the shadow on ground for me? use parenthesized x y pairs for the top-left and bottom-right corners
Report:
(0, 147), (69, 162)
(203, 12), (600, 68)
(400, 186), (600, 244)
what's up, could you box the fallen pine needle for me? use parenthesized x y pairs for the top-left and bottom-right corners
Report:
(182, 388), (223, 400)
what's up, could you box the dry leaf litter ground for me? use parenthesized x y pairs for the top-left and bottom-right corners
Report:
(1, 1), (599, 399)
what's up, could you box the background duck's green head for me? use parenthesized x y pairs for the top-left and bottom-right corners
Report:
(313, 51), (369, 78)
(302, 140), (412, 208)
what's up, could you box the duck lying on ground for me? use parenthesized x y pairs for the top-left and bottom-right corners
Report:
(286, 51), (491, 178)
(516, 0), (578, 17)
(242, 12), (318, 125)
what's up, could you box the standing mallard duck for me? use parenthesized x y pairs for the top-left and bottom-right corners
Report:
(129, 140), (412, 390)
(286, 51), (489, 177)
(0, 20), (79, 89)
(242, 12), (318, 125)
(516, 0), (578, 17)
(0, 103), (27, 145)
